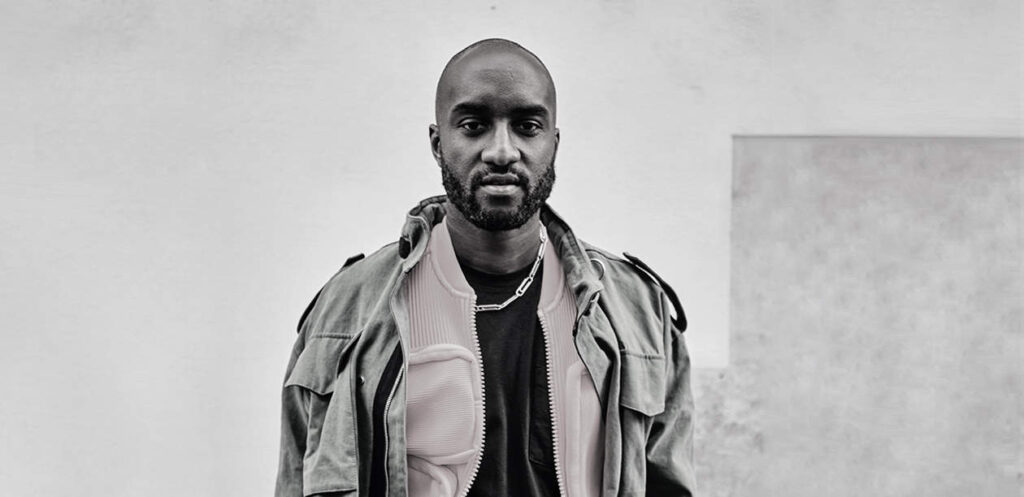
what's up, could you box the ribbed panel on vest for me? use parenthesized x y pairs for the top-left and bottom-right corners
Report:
(406, 245), (475, 353)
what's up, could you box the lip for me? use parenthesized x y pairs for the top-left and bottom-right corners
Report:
(480, 174), (520, 185)
(479, 184), (521, 196)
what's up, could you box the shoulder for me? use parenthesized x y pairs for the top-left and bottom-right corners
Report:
(295, 241), (403, 336)
(321, 242), (402, 293)
(582, 243), (654, 291)
(582, 241), (687, 334)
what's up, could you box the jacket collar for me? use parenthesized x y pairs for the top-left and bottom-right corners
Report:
(398, 195), (604, 316)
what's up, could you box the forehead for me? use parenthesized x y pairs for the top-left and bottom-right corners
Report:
(438, 50), (555, 117)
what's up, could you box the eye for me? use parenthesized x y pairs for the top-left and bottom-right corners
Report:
(515, 121), (542, 136)
(458, 120), (487, 135)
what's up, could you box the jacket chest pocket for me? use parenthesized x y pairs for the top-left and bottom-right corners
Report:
(285, 335), (361, 496)
(618, 352), (666, 417)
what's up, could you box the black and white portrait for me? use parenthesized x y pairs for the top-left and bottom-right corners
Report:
(1, 2), (1020, 496)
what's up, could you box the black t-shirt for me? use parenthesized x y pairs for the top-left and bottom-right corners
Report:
(457, 257), (559, 497)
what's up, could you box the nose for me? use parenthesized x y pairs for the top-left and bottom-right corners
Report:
(480, 122), (521, 168)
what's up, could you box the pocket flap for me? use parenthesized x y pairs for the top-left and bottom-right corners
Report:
(618, 352), (666, 416)
(285, 335), (356, 395)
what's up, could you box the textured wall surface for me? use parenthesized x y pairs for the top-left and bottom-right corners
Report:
(693, 137), (1022, 496)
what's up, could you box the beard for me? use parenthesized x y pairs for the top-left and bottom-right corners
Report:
(440, 156), (556, 232)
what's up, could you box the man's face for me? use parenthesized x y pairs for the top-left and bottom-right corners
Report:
(431, 50), (559, 231)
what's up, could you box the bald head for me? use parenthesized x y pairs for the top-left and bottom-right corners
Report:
(434, 39), (556, 124)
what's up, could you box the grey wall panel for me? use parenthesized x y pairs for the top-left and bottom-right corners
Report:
(695, 137), (1022, 496)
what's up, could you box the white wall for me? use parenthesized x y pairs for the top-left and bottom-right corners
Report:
(1, 1), (1019, 495)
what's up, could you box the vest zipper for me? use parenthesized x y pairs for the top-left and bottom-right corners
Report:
(382, 365), (404, 496)
(459, 296), (487, 497)
(538, 313), (566, 497)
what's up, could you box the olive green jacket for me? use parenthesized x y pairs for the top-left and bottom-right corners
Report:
(276, 196), (695, 496)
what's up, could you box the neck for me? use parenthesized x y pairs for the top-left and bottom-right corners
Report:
(445, 202), (542, 275)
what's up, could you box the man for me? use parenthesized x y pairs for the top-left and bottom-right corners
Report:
(276, 39), (695, 497)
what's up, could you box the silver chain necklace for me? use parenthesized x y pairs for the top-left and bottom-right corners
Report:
(474, 227), (547, 312)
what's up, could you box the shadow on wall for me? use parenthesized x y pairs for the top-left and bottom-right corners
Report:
(694, 137), (1022, 497)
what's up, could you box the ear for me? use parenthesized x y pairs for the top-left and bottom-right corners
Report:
(429, 124), (442, 166)
(553, 127), (560, 159)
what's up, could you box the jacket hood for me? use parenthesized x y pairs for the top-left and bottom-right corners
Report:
(397, 195), (604, 316)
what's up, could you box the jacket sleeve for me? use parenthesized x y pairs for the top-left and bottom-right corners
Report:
(275, 337), (309, 497)
(645, 293), (697, 495)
